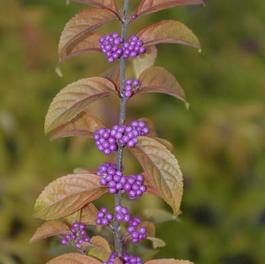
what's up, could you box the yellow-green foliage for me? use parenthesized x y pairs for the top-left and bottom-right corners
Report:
(0, 1), (265, 264)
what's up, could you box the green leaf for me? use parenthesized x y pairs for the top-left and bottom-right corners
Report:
(138, 66), (187, 104)
(143, 208), (178, 223)
(44, 77), (116, 134)
(130, 136), (183, 215)
(30, 220), (70, 243)
(47, 253), (101, 264)
(34, 173), (107, 220)
(137, 20), (200, 49)
(133, 47), (157, 78)
(147, 237), (166, 249)
(136, 0), (204, 17)
(89, 236), (112, 261)
(58, 8), (117, 62)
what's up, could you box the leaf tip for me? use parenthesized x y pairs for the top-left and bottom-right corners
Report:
(55, 65), (63, 78)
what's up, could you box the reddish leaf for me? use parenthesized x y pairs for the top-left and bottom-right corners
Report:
(130, 136), (183, 215)
(59, 8), (117, 61)
(30, 221), (70, 243)
(138, 66), (187, 104)
(44, 77), (116, 134)
(50, 112), (104, 140)
(59, 32), (101, 62)
(136, 0), (204, 17)
(66, 203), (98, 225)
(71, 0), (118, 13)
(137, 20), (200, 49)
(47, 253), (101, 264)
(145, 260), (194, 264)
(114, 258), (123, 264)
(34, 173), (107, 220)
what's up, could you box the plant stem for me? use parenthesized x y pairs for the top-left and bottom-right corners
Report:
(113, 0), (130, 257)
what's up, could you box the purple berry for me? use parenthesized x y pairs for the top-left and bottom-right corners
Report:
(96, 208), (113, 226)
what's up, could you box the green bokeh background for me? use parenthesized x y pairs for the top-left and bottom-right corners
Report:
(0, 1), (265, 264)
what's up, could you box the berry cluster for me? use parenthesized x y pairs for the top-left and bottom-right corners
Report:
(123, 79), (141, 98)
(124, 174), (147, 200)
(123, 253), (143, 264)
(99, 33), (145, 63)
(123, 35), (146, 59)
(127, 217), (147, 243)
(99, 32), (123, 63)
(97, 163), (126, 194)
(115, 205), (130, 222)
(60, 222), (90, 248)
(96, 208), (113, 226)
(94, 120), (149, 155)
(104, 252), (143, 264)
(97, 163), (147, 199)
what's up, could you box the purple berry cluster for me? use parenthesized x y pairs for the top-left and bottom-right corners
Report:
(123, 174), (147, 200)
(97, 163), (126, 194)
(97, 163), (147, 199)
(60, 222), (90, 248)
(123, 79), (141, 98)
(94, 120), (149, 155)
(99, 33), (145, 63)
(127, 217), (147, 243)
(99, 32), (123, 63)
(96, 208), (113, 226)
(104, 252), (143, 264)
(115, 205), (130, 222)
(123, 35), (145, 59)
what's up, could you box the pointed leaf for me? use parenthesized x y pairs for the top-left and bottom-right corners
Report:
(137, 20), (200, 49)
(89, 235), (112, 261)
(143, 208), (177, 223)
(133, 47), (157, 78)
(45, 77), (116, 133)
(59, 8), (117, 61)
(47, 253), (101, 264)
(34, 173), (107, 220)
(136, 0), (204, 17)
(30, 221), (70, 243)
(145, 260), (193, 264)
(50, 112), (104, 140)
(59, 32), (101, 62)
(66, 203), (98, 225)
(71, 0), (118, 13)
(138, 66), (187, 103)
(130, 136), (183, 215)
(147, 237), (166, 249)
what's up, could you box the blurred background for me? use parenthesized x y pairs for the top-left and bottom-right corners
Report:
(0, 0), (265, 263)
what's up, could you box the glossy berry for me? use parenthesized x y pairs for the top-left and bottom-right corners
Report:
(123, 79), (141, 98)
(115, 205), (130, 222)
(96, 208), (113, 226)
(104, 252), (143, 264)
(127, 217), (147, 243)
(97, 163), (126, 194)
(94, 128), (118, 155)
(100, 32), (124, 63)
(124, 174), (147, 200)
(123, 35), (145, 59)
(123, 253), (143, 264)
(94, 120), (149, 155)
(60, 222), (90, 249)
